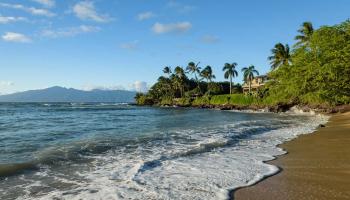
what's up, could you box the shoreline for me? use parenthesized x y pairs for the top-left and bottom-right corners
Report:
(233, 111), (350, 200)
(146, 103), (350, 115)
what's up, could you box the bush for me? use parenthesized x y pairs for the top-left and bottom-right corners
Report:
(206, 82), (224, 95)
(136, 95), (154, 105)
(160, 96), (173, 105)
(176, 98), (192, 106)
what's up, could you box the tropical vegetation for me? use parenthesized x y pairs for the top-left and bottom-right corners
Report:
(222, 63), (238, 94)
(136, 20), (350, 109)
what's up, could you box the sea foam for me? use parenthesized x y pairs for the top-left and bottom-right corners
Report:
(24, 114), (328, 200)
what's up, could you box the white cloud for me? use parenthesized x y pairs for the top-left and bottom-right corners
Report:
(0, 15), (27, 24)
(73, 1), (110, 23)
(137, 11), (155, 21)
(152, 22), (192, 34)
(0, 3), (55, 17)
(201, 35), (220, 44)
(2, 32), (32, 43)
(130, 81), (148, 93)
(0, 81), (14, 87)
(120, 40), (139, 50)
(166, 1), (196, 13)
(41, 25), (100, 38)
(31, 0), (55, 8)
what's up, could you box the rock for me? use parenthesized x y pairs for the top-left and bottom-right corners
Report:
(319, 124), (326, 128)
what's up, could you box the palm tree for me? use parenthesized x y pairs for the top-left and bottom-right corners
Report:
(174, 66), (186, 97)
(295, 21), (314, 47)
(242, 65), (259, 94)
(268, 43), (291, 70)
(222, 63), (238, 94)
(163, 66), (172, 77)
(157, 76), (171, 97)
(186, 62), (202, 92)
(201, 66), (216, 93)
(200, 65), (216, 83)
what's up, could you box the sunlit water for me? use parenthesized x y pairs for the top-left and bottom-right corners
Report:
(0, 103), (327, 200)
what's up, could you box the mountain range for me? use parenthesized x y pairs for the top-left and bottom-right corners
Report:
(0, 86), (136, 103)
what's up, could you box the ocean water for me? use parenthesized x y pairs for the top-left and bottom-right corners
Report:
(0, 103), (327, 200)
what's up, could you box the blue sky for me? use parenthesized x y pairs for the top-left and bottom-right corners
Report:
(0, 0), (349, 94)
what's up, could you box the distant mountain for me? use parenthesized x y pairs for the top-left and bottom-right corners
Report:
(0, 86), (136, 103)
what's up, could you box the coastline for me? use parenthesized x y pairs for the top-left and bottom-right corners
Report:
(148, 103), (350, 115)
(233, 111), (350, 200)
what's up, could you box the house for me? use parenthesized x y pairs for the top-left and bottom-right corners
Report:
(242, 75), (269, 94)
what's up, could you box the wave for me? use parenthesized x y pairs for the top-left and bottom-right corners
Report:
(0, 111), (329, 200)
(0, 121), (277, 174)
(0, 163), (38, 177)
(0, 118), (299, 179)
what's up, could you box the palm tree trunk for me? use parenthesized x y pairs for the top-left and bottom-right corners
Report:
(207, 79), (210, 94)
(249, 79), (251, 94)
(195, 74), (201, 93)
(229, 76), (232, 94)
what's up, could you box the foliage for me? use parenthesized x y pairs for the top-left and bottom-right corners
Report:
(242, 65), (259, 94)
(268, 43), (291, 70)
(175, 97), (192, 106)
(135, 93), (154, 105)
(222, 63), (239, 94)
(266, 20), (350, 105)
(294, 21), (314, 47)
(136, 20), (350, 108)
(206, 82), (223, 95)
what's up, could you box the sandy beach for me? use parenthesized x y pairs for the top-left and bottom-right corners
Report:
(234, 112), (350, 200)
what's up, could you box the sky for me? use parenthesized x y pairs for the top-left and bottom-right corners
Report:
(0, 0), (350, 94)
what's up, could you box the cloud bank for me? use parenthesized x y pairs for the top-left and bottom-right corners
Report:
(0, 3), (55, 17)
(137, 11), (155, 21)
(2, 32), (32, 43)
(41, 25), (100, 38)
(152, 22), (192, 34)
(0, 81), (14, 87)
(131, 81), (148, 93)
(31, 0), (55, 8)
(73, 1), (110, 23)
(0, 16), (27, 24)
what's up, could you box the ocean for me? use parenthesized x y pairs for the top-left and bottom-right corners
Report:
(0, 103), (327, 200)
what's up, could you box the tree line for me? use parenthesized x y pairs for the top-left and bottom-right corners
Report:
(136, 20), (350, 107)
(136, 61), (262, 105)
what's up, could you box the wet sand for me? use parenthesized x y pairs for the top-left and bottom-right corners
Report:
(234, 112), (350, 200)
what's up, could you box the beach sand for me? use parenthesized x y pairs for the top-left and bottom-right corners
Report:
(234, 112), (350, 200)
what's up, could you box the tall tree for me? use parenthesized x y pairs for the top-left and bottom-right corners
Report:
(200, 65), (216, 83)
(295, 21), (314, 47)
(174, 66), (186, 97)
(242, 65), (259, 94)
(268, 43), (291, 70)
(162, 66), (173, 97)
(186, 62), (202, 92)
(163, 66), (172, 77)
(222, 63), (238, 94)
(201, 66), (216, 94)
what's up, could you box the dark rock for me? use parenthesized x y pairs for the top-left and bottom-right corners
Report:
(319, 124), (326, 128)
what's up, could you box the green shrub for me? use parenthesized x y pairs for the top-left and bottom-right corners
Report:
(160, 96), (173, 105)
(176, 98), (192, 106)
(209, 95), (230, 105)
(136, 95), (154, 105)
